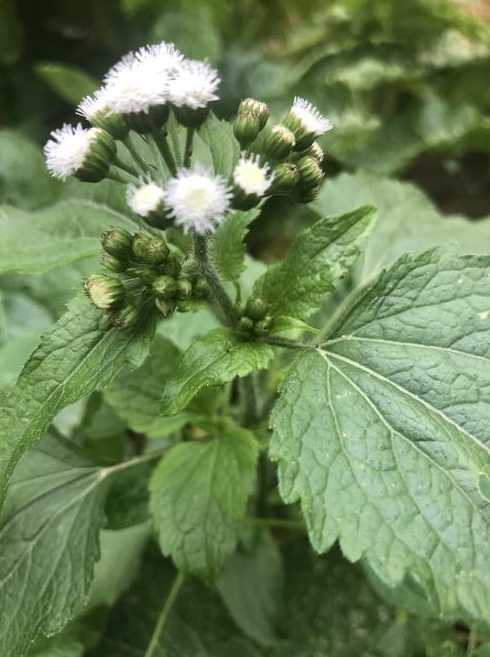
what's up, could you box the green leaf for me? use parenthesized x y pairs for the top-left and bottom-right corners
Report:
(159, 306), (219, 351)
(106, 336), (196, 438)
(0, 0), (22, 65)
(0, 436), (110, 657)
(34, 62), (98, 105)
(209, 208), (260, 283)
(0, 296), (154, 507)
(253, 206), (376, 321)
(0, 130), (61, 210)
(161, 328), (274, 415)
(194, 113), (241, 176)
(216, 530), (284, 645)
(271, 250), (490, 623)
(0, 200), (135, 274)
(88, 547), (261, 657)
(150, 422), (258, 578)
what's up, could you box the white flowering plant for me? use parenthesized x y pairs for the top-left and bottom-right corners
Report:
(2, 38), (490, 657)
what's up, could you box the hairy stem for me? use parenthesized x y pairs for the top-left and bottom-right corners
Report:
(193, 233), (239, 327)
(151, 128), (177, 176)
(144, 571), (185, 657)
(241, 375), (258, 426)
(183, 127), (195, 168)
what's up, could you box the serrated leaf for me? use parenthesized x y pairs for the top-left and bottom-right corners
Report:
(0, 200), (135, 275)
(0, 436), (110, 657)
(34, 62), (98, 105)
(161, 328), (274, 415)
(271, 250), (490, 623)
(216, 530), (284, 645)
(0, 296), (154, 507)
(150, 423), (258, 578)
(193, 113), (241, 176)
(209, 208), (260, 283)
(106, 336), (195, 438)
(253, 206), (376, 321)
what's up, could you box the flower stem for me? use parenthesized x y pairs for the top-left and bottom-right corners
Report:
(184, 127), (195, 168)
(144, 571), (185, 657)
(193, 233), (239, 327)
(151, 128), (177, 176)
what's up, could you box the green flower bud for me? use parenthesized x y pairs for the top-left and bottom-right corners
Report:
(181, 257), (200, 281)
(103, 253), (127, 273)
(305, 141), (325, 164)
(238, 317), (254, 333)
(270, 163), (300, 194)
(245, 297), (268, 321)
(155, 297), (176, 317)
(165, 252), (183, 278)
(297, 184), (322, 203)
(262, 125), (295, 161)
(177, 278), (193, 299)
(85, 275), (124, 310)
(132, 232), (169, 264)
(153, 275), (178, 300)
(297, 156), (324, 191)
(234, 99), (269, 147)
(239, 99), (269, 129)
(101, 227), (133, 259)
(254, 315), (273, 336)
(194, 278), (209, 299)
(112, 303), (140, 329)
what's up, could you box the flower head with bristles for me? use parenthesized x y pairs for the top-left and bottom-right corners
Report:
(233, 154), (273, 197)
(164, 166), (231, 234)
(168, 59), (220, 109)
(134, 42), (185, 77)
(44, 123), (105, 180)
(127, 180), (166, 218)
(290, 97), (333, 137)
(77, 88), (110, 123)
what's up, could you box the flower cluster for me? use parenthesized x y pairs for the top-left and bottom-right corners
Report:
(85, 227), (207, 328)
(44, 41), (332, 326)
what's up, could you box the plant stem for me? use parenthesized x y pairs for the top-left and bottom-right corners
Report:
(241, 375), (258, 426)
(102, 447), (169, 478)
(193, 233), (239, 326)
(258, 335), (312, 350)
(144, 571), (185, 657)
(183, 127), (194, 168)
(123, 135), (150, 174)
(244, 517), (305, 532)
(151, 128), (177, 176)
(113, 155), (139, 179)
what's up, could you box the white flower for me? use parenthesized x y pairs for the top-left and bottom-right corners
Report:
(164, 166), (231, 234)
(44, 123), (100, 179)
(233, 154), (273, 197)
(290, 97), (333, 136)
(127, 180), (165, 217)
(168, 59), (220, 109)
(104, 52), (168, 115)
(134, 42), (184, 77)
(77, 88), (110, 123)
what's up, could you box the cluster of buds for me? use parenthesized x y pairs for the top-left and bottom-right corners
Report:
(233, 96), (331, 203)
(238, 298), (273, 337)
(84, 227), (207, 328)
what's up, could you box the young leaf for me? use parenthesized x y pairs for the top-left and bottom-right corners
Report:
(105, 336), (195, 438)
(161, 328), (274, 415)
(194, 113), (241, 176)
(0, 200), (135, 275)
(150, 423), (258, 578)
(253, 206), (376, 321)
(271, 250), (490, 623)
(34, 62), (98, 104)
(0, 296), (154, 507)
(0, 436), (110, 657)
(208, 208), (260, 283)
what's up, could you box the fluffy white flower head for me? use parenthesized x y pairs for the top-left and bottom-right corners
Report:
(44, 123), (100, 179)
(127, 181), (165, 218)
(233, 154), (273, 197)
(135, 42), (184, 77)
(164, 166), (231, 234)
(104, 53), (167, 115)
(77, 88), (110, 122)
(168, 60), (220, 109)
(290, 97), (333, 136)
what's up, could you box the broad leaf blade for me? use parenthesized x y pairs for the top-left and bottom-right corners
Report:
(150, 424), (258, 578)
(209, 208), (260, 283)
(161, 328), (274, 415)
(253, 206), (376, 321)
(271, 250), (490, 622)
(0, 296), (154, 506)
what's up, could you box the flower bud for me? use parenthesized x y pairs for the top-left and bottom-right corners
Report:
(181, 257), (200, 281)
(177, 277), (193, 299)
(269, 163), (299, 195)
(78, 91), (128, 141)
(261, 125), (295, 161)
(85, 275), (124, 310)
(112, 303), (140, 329)
(297, 156), (324, 191)
(305, 141), (325, 164)
(238, 316), (254, 333)
(132, 233), (169, 264)
(234, 99), (269, 147)
(155, 297), (176, 317)
(153, 275), (178, 300)
(101, 227), (133, 259)
(103, 253), (127, 273)
(298, 184), (322, 203)
(245, 297), (268, 321)
(254, 315), (272, 336)
(283, 98), (333, 151)
(194, 278), (209, 298)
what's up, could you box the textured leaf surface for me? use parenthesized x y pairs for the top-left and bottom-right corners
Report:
(194, 113), (241, 176)
(271, 251), (490, 622)
(209, 209), (260, 283)
(0, 200), (135, 274)
(0, 296), (154, 506)
(150, 425), (258, 578)
(161, 328), (274, 415)
(253, 206), (376, 321)
(0, 437), (109, 657)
